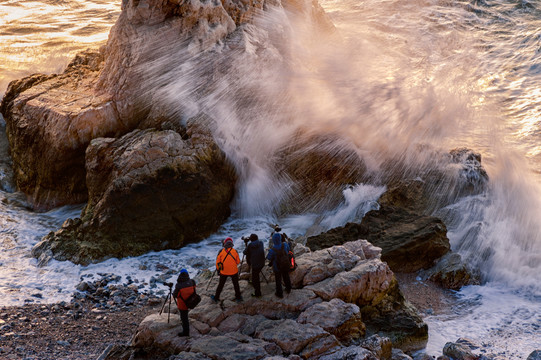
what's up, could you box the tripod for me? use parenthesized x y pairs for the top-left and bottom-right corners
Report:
(159, 283), (174, 324)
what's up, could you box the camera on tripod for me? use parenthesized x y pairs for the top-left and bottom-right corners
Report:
(241, 236), (249, 244)
(164, 282), (173, 288)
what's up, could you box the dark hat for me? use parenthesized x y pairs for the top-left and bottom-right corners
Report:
(223, 237), (234, 248)
(178, 268), (190, 281)
(249, 233), (258, 241)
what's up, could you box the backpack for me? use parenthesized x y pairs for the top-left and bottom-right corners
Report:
(276, 243), (291, 272)
(178, 285), (201, 309)
(216, 248), (235, 275)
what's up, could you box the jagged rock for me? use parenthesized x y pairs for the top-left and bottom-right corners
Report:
(190, 333), (273, 360)
(392, 349), (413, 360)
(420, 253), (481, 290)
(360, 335), (392, 360)
(276, 132), (368, 213)
(0, 51), (117, 210)
(306, 210), (450, 273)
(170, 353), (212, 360)
(297, 298), (365, 343)
(528, 350), (541, 360)
(254, 319), (339, 356)
(305, 259), (394, 305)
(318, 346), (379, 360)
(443, 340), (478, 360)
(31, 126), (235, 264)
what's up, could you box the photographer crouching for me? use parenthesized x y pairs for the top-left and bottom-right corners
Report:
(172, 269), (196, 337)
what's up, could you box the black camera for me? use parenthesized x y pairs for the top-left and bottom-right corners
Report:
(164, 282), (173, 288)
(242, 236), (249, 243)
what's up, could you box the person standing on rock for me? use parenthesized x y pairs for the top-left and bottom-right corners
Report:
(266, 233), (292, 298)
(211, 237), (243, 303)
(243, 233), (265, 298)
(173, 269), (195, 337)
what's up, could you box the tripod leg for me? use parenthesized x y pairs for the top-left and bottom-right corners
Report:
(168, 288), (172, 324)
(159, 292), (170, 316)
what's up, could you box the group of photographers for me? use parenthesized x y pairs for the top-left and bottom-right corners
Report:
(172, 226), (293, 337)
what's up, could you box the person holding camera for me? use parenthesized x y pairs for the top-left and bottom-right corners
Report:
(173, 269), (195, 337)
(243, 233), (265, 298)
(211, 237), (243, 303)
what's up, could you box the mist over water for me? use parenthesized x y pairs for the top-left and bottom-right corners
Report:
(0, 0), (540, 357)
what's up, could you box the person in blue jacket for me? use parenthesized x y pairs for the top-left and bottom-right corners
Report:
(266, 233), (292, 298)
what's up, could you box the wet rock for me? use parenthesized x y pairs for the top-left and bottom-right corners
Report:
(420, 253), (481, 290)
(527, 350), (541, 360)
(392, 348), (413, 360)
(318, 345), (379, 360)
(307, 207), (450, 273)
(32, 127), (236, 264)
(276, 132), (368, 213)
(360, 334), (392, 360)
(443, 340), (478, 360)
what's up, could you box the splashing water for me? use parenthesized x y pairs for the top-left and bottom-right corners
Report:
(0, 0), (540, 358)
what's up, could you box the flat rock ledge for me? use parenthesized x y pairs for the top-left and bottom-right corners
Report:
(106, 240), (427, 360)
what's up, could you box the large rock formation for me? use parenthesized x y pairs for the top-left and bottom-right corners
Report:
(104, 240), (427, 359)
(0, 0), (337, 264)
(32, 121), (236, 265)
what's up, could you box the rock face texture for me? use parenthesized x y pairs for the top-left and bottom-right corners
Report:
(110, 240), (427, 359)
(32, 123), (236, 265)
(0, 52), (116, 210)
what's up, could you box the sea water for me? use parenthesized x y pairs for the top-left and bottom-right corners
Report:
(0, 0), (540, 358)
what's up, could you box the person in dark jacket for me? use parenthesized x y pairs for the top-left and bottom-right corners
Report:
(266, 233), (292, 298)
(173, 269), (196, 337)
(243, 233), (265, 297)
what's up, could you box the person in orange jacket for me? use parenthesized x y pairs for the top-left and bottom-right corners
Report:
(210, 237), (243, 303)
(173, 269), (195, 337)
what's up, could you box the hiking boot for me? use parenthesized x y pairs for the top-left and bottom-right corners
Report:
(275, 292), (283, 298)
(178, 332), (189, 337)
(210, 295), (219, 303)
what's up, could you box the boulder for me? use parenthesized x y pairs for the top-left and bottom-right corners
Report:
(275, 132), (368, 213)
(442, 341), (478, 360)
(31, 126), (236, 264)
(189, 334), (273, 360)
(391, 349), (413, 360)
(254, 319), (339, 356)
(0, 51), (119, 210)
(528, 351), (541, 360)
(297, 298), (365, 342)
(360, 335), (392, 360)
(305, 259), (394, 305)
(317, 346), (379, 360)
(420, 253), (481, 290)
(306, 209), (450, 273)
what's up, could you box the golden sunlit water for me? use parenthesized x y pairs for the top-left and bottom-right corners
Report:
(0, 0), (120, 95)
